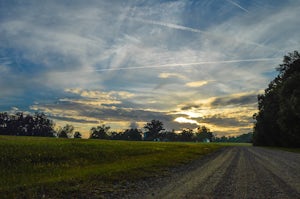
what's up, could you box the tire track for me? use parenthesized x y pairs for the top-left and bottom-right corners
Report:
(145, 147), (236, 199)
(246, 148), (300, 198)
(139, 146), (300, 199)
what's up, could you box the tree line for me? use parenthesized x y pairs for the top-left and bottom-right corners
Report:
(0, 112), (54, 137)
(1, 113), (242, 142)
(89, 120), (215, 142)
(214, 132), (252, 143)
(253, 51), (300, 147)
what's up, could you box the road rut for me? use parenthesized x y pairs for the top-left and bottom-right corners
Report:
(143, 146), (300, 199)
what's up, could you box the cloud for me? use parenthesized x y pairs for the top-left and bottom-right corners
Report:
(185, 81), (208, 88)
(129, 17), (207, 34)
(129, 121), (139, 129)
(226, 0), (249, 13)
(180, 104), (201, 111)
(89, 58), (281, 73)
(197, 114), (253, 128)
(210, 93), (258, 107)
(174, 117), (198, 125)
(159, 72), (186, 79)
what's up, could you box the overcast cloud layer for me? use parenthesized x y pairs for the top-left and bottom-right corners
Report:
(1, 0), (299, 137)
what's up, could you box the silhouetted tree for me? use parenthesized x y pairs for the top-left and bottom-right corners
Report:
(89, 124), (110, 139)
(32, 112), (55, 137)
(73, 131), (82, 139)
(143, 120), (165, 141)
(179, 129), (194, 142)
(160, 130), (178, 141)
(0, 112), (54, 137)
(253, 51), (300, 147)
(196, 126), (214, 142)
(214, 133), (253, 143)
(121, 128), (142, 141)
(110, 131), (123, 140)
(58, 124), (74, 138)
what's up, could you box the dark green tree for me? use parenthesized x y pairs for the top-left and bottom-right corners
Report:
(143, 120), (165, 141)
(196, 126), (214, 142)
(32, 112), (55, 137)
(0, 112), (54, 137)
(159, 130), (178, 141)
(179, 129), (194, 142)
(58, 124), (74, 138)
(253, 51), (300, 147)
(73, 131), (82, 139)
(89, 124), (110, 139)
(122, 128), (142, 141)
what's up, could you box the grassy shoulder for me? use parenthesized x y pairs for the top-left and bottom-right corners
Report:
(265, 146), (300, 153)
(0, 136), (228, 198)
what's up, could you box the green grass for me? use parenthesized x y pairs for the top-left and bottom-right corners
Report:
(0, 136), (227, 198)
(266, 146), (300, 153)
(214, 142), (252, 146)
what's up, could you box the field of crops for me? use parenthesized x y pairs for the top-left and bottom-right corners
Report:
(0, 136), (226, 198)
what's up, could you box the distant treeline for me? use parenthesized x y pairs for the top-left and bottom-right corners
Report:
(0, 112), (54, 137)
(0, 114), (250, 143)
(253, 51), (300, 147)
(89, 120), (215, 142)
(214, 133), (252, 143)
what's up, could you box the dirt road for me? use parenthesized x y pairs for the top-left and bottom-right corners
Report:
(141, 146), (300, 199)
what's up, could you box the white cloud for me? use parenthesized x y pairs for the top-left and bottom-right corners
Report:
(174, 117), (198, 125)
(185, 81), (208, 88)
(159, 72), (186, 79)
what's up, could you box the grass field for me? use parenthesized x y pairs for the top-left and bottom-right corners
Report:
(267, 147), (300, 153)
(0, 136), (227, 198)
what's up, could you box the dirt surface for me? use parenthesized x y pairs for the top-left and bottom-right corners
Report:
(127, 146), (300, 199)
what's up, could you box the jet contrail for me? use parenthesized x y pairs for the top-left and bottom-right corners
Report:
(226, 0), (250, 13)
(129, 17), (273, 50)
(130, 18), (207, 34)
(92, 58), (281, 72)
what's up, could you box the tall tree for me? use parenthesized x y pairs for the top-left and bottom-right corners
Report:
(89, 124), (110, 139)
(143, 120), (164, 141)
(253, 51), (300, 147)
(179, 129), (194, 142)
(196, 126), (214, 142)
(73, 131), (82, 139)
(58, 124), (74, 138)
(122, 128), (142, 141)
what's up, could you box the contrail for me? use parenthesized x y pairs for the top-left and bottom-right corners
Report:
(129, 17), (273, 50)
(92, 58), (281, 72)
(226, 0), (250, 13)
(130, 18), (207, 34)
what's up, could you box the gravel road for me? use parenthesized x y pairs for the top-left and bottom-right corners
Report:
(139, 146), (300, 199)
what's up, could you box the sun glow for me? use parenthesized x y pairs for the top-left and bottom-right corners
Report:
(174, 117), (199, 124)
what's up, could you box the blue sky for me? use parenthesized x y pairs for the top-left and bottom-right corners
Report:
(0, 0), (299, 137)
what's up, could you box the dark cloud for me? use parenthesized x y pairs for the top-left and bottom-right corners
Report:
(210, 94), (257, 107)
(180, 104), (200, 110)
(31, 100), (197, 130)
(50, 115), (99, 124)
(196, 114), (253, 128)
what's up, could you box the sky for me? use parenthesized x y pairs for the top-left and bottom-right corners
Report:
(0, 0), (299, 137)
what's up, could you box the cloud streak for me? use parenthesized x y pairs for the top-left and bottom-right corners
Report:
(89, 58), (281, 72)
(130, 17), (207, 34)
(226, 0), (250, 13)
(129, 17), (273, 50)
